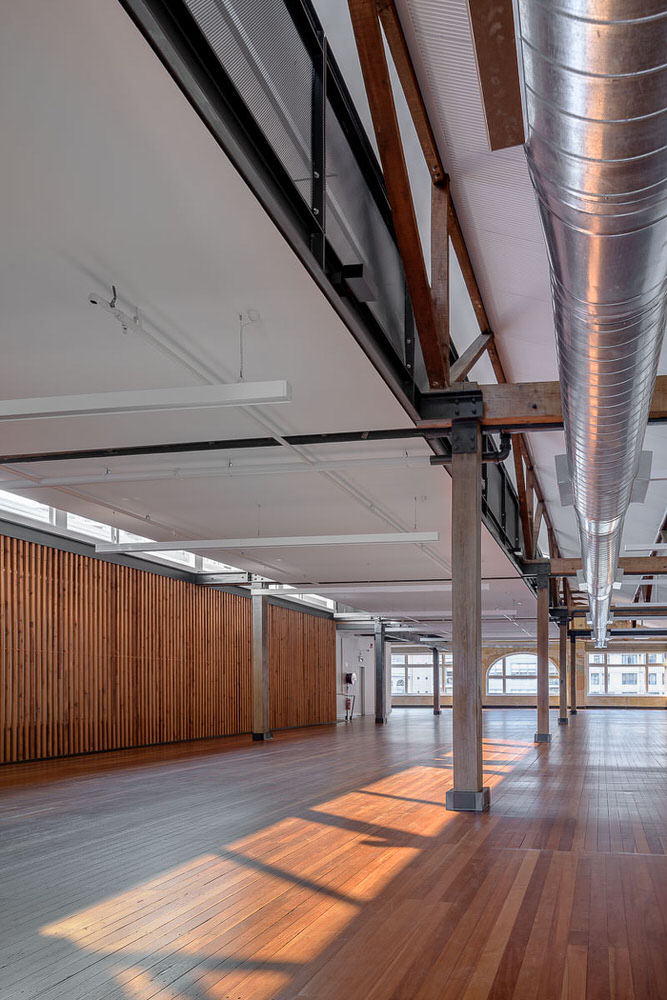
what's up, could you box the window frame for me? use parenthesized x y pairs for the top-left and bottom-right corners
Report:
(486, 653), (559, 696)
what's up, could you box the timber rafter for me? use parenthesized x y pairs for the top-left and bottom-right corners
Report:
(348, 0), (448, 389)
(352, 0), (560, 560)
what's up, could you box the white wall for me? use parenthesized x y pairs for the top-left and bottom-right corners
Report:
(336, 632), (375, 718)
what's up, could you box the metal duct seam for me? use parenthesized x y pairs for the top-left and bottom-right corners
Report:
(516, 0), (667, 645)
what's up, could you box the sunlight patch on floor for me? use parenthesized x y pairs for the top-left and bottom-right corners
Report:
(37, 740), (536, 999)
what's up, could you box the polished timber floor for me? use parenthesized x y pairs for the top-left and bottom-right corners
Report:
(2, 709), (667, 1000)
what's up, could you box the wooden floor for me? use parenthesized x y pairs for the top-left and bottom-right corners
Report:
(2, 708), (667, 999)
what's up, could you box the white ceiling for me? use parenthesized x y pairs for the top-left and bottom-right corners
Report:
(0, 0), (549, 633)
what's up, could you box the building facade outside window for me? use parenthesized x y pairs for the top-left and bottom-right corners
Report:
(486, 653), (559, 696)
(587, 651), (665, 695)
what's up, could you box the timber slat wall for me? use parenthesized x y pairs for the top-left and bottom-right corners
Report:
(268, 603), (336, 729)
(0, 535), (252, 763)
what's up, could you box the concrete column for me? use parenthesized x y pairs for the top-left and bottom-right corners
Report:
(446, 421), (489, 812)
(558, 620), (568, 725)
(374, 621), (389, 724)
(569, 633), (578, 714)
(252, 594), (272, 740)
(433, 647), (441, 715)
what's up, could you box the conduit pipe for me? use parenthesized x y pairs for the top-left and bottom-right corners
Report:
(516, 0), (667, 645)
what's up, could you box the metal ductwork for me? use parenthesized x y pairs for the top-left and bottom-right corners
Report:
(516, 0), (667, 645)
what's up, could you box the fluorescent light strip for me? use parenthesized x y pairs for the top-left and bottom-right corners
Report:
(0, 455), (430, 492)
(248, 583), (491, 595)
(624, 543), (667, 552)
(96, 530), (440, 554)
(0, 381), (291, 421)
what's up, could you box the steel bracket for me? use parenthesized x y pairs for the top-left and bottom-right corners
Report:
(451, 419), (481, 455)
(418, 386), (484, 423)
(534, 562), (551, 591)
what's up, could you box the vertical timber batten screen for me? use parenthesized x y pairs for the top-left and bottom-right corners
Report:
(268, 603), (336, 730)
(0, 535), (252, 763)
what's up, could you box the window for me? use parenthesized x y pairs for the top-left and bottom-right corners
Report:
(0, 490), (51, 523)
(390, 649), (452, 697)
(391, 667), (406, 695)
(407, 669), (432, 695)
(296, 593), (336, 610)
(608, 667), (644, 695)
(66, 513), (114, 541)
(118, 529), (153, 545)
(201, 556), (239, 572)
(486, 653), (558, 696)
(648, 671), (666, 694)
(158, 549), (196, 568)
(443, 655), (453, 695)
(588, 667), (604, 694)
(587, 652), (666, 695)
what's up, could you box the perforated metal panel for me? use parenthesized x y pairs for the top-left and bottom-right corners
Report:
(185, 0), (313, 203)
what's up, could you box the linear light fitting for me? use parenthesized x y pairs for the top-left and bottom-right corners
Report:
(0, 381), (292, 421)
(624, 543), (667, 552)
(95, 530), (440, 554)
(249, 582), (491, 595)
(0, 454), (429, 492)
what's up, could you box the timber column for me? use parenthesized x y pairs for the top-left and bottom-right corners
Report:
(433, 647), (441, 715)
(569, 632), (578, 713)
(558, 618), (568, 725)
(252, 593), (272, 740)
(534, 567), (552, 742)
(375, 620), (390, 724)
(446, 420), (489, 812)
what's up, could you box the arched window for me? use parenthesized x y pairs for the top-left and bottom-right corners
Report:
(486, 653), (559, 695)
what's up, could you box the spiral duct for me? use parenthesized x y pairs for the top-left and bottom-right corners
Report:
(516, 0), (667, 645)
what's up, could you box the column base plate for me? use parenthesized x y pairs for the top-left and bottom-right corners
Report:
(534, 732), (552, 743)
(252, 731), (273, 741)
(558, 717), (569, 725)
(445, 787), (490, 813)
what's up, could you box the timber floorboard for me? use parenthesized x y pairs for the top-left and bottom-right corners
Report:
(1, 709), (667, 999)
